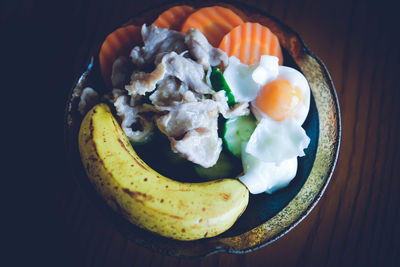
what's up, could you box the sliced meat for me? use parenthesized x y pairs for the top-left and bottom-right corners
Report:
(213, 90), (250, 118)
(78, 87), (99, 115)
(130, 25), (186, 67)
(125, 61), (167, 96)
(126, 51), (213, 96)
(184, 28), (228, 70)
(114, 94), (153, 143)
(115, 26), (234, 167)
(160, 51), (214, 94)
(227, 102), (250, 117)
(170, 117), (222, 168)
(149, 76), (189, 109)
(182, 90), (198, 103)
(156, 99), (218, 138)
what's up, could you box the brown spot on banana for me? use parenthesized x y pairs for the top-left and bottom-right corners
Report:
(122, 188), (154, 203)
(116, 137), (148, 171)
(142, 204), (185, 220)
(85, 117), (95, 144)
(220, 193), (232, 201)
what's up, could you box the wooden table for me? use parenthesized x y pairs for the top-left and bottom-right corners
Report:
(5, 0), (399, 266)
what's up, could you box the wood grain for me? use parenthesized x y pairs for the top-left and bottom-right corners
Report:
(4, 0), (399, 266)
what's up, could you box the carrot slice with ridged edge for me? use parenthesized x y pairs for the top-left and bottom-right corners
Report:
(152, 5), (195, 31)
(218, 22), (283, 65)
(181, 6), (244, 47)
(99, 25), (142, 87)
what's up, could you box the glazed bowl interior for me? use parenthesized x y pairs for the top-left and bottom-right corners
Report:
(64, 0), (340, 257)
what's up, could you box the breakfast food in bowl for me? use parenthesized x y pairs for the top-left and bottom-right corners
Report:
(77, 4), (313, 241)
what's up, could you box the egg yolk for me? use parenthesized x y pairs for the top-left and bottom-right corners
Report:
(254, 79), (302, 121)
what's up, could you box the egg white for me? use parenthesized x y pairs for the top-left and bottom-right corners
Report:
(274, 66), (310, 125)
(245, 117), (310, 164)
(239, 142), (298, 194)
(223, 56), (260, 102)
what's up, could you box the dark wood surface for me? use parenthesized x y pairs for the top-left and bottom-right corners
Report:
(4, 0), (400, 266)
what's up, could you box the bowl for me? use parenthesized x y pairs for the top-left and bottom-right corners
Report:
(64, 0), (341, 257)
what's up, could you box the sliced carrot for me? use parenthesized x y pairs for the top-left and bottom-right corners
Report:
(218, 22), (283, 65)
(181, 6), (244, 47)
(99, 25), (142, 87)
(152, 5), (195, 31)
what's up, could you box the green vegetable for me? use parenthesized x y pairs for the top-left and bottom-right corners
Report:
(223, 114), (257, 157)
(194, 152), (238, 179)
(129, 134), (153, 146)
(210, 67), (236, 106)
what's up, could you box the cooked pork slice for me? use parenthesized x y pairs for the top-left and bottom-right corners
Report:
(130, 25), (187, 67)
(109, 88), (142, 107)
(114, 94), (153, 143)
(182, 91), (197, 103)
(78, 87), (99, 115)
(156, 99), (219, 138)
(184, 28), (228, 70)
(111, 56), (134, 89)
(125, 61), (167, 95)
(160, 52), (214, 94)
(213, 90), (250, 118)
(149, 76), (189, 109)
(170, 117), (222, 168)
(126, 51), (213, 96)
(227, 102), (250, 117)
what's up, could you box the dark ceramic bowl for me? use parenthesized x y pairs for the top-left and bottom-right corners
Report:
(64, 0), (341, 258)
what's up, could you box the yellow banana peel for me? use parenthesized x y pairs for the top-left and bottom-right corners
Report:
(78, 103), (249, 240)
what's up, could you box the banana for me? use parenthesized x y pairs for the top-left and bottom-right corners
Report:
(78, 103), (249, 240)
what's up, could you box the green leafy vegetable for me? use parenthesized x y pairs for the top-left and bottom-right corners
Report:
(210, 67), (236, 106)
